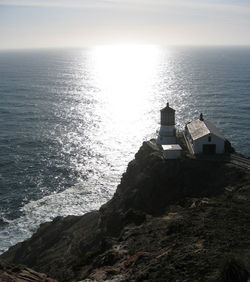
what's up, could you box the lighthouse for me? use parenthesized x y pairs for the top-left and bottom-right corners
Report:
(157, 102), (177, 145)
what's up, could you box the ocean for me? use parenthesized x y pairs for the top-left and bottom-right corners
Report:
(0, 46), (249, 254)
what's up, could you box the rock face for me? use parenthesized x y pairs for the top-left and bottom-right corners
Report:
(1, 140), (250, 281)
(0, 259), (57, 281)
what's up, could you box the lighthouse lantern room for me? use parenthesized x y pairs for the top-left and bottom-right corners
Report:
(157, 102), (177, 145)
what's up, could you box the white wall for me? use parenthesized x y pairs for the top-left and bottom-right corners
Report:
(157, 136), (177, 145)
(159, 125), (176, 137)
(157, 125), (176, 145)
(193, 134), (224, 154)
(163, 150), (181, 159)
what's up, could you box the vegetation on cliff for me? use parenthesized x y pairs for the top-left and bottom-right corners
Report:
(1, 140), (250, 281)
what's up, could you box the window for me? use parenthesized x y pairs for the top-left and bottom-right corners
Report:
(208, 136), (212, 142)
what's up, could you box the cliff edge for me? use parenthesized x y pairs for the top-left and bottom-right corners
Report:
(1, 140), (250, 281)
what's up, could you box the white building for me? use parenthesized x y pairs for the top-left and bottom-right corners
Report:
(157, 103), (176, 145)
(162, 144), (182, 159)
(185, 118), (225, 155)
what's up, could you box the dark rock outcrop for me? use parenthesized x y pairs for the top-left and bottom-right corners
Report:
(1, 140), (250, 281)
(0, 259), (57, 281)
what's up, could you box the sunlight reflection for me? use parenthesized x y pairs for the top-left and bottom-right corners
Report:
(89, 44), (162, 129)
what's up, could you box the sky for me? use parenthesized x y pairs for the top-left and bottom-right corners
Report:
(0, 0), (250, 49)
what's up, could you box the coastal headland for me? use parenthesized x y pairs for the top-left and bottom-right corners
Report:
(1, 139), (250, 281)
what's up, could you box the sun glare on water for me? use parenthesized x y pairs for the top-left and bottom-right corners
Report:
(89, 44), (162, 128)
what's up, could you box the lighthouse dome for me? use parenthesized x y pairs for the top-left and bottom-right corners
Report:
(160, 102), (175, 126)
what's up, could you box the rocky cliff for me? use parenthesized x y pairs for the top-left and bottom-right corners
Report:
(1, 140), (250, 281)
(0, 259), (57, 282)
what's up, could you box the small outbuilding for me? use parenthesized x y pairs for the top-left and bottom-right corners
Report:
(162, 144), (182, 159)
(185, 118), (225, 155)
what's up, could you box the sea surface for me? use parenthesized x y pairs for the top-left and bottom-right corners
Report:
(0, 46), (249, 254)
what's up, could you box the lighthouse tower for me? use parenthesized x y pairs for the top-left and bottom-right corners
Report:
(157, 102), (176, 145)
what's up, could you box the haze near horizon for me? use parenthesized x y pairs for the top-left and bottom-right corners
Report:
(0, 0), (250, 50)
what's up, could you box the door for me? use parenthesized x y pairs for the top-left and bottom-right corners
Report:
(203, 144), (216, 154)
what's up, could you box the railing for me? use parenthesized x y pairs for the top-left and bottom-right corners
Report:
(230, 154), (250, 170)
(182, 131), (194, 155)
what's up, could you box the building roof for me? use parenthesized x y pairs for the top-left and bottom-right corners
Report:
(160, 103), (175, 113)
(187, 119), (225, 141)
(162, 144), (182, 151)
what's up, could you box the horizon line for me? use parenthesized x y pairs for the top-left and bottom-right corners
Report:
(1, 44), (250, 52)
